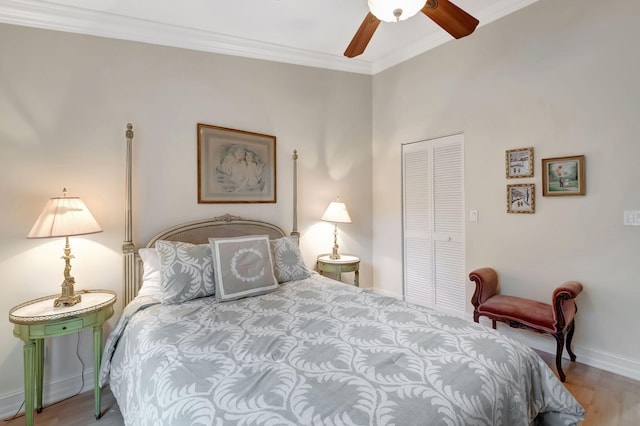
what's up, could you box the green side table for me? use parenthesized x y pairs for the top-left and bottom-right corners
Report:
(317, 254), (360, 286)
(9, 290), (116, 426)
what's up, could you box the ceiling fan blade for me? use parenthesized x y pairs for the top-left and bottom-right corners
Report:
(344, 12), (380, 58)
(421, 0), (479, 39)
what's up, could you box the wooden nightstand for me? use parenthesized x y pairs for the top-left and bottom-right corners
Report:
(317, 254), (360, 287)
(9, 290), (116, 426)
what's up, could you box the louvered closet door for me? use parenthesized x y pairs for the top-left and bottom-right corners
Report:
(402, 134), (465, 316)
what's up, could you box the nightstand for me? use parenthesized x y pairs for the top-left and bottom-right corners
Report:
(9, 290), (116, 426)
(317, 254), (360, 287)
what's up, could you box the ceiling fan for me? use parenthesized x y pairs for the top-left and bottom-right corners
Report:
(344, 0), (479, 58)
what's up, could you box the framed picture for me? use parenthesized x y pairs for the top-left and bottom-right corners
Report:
(541, 155), (585, 196)
(197, 123), (276, 203)
(506, 147), (534, 178)
(507, 183), (535, 214)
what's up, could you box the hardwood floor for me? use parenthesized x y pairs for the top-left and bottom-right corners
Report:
(4, 352), (639, 425)
(536, 351), (640, 426)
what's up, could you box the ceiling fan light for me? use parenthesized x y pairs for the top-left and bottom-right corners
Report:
(368, 0), (427, 22)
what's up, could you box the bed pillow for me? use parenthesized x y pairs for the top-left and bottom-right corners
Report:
(270, 237), (311, 283)
(155, 240), (215, 304)
(137, 248), (162, 298)
(209, 235), (278, 302)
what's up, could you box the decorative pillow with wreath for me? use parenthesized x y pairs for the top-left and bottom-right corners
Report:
(209, 235), (278, 302)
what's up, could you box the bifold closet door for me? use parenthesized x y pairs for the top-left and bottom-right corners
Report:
(402, 134), (465, 316)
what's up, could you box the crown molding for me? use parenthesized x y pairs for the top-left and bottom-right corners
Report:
(0, 0), (374, 74)
(0, 0), (539, 76)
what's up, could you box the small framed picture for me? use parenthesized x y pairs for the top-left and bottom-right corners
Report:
(197, 123), (276, 203)
(506, 147), (534, 178)
(541, 155), (585, 196)
(507, 183), (535, 214)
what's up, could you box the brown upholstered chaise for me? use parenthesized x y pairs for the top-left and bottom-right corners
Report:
(469, 267), (583, 382)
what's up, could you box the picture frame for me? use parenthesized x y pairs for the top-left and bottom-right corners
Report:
(197, 123), (276, 203)
(541, 155), (585, 196)
(506, 147), (534, 178)
(507, 183), (535, 214)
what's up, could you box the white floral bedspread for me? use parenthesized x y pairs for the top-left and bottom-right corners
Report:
(100, 274), (584, 425)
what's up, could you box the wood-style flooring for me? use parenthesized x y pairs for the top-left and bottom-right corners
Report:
(536, 351), (640, 426)
(3, 351), (639, 425)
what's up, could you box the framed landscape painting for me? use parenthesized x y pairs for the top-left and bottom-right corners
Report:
(506, 147), (534, 178)
(542, 155), (585, 196)
(507, 183), (535, 214)
(197, 123), (276, 203)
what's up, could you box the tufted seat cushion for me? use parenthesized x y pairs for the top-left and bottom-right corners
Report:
(477, 295), (555, 333)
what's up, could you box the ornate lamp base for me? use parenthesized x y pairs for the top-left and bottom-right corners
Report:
(54, 293), (81, 307)
(54, 238), (82, 307)
(329, 223), (342, 260)
(54, 277), (81, 307)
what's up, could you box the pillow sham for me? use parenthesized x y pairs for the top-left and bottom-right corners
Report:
(209, 235), (278, 302)
(137, 248), (162, 298)
(270, 236), (311, 283)
(155, 240), (215, 304)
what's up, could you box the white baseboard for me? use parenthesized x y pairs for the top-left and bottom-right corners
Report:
(371, 288), (402, 299)
(0, 369), (95, 421)
(506, 329), (640, 382)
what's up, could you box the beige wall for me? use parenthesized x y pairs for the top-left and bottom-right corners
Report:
(0, 24), (372, 412)
(372, 0), (640, 377)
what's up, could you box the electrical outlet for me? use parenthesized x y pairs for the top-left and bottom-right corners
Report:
(470, 210), (479, 222)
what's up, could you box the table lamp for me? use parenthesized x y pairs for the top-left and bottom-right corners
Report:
(321, 197), (352, 260)
(27, 188), (102, 307)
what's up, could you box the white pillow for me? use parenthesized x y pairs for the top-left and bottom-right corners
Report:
(137, 248), (162, 298)
(209, 235), (278, 302)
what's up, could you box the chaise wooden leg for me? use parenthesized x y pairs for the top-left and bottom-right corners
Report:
(566, 320), (577, 362)
(473, 313), (497, 330)
(554, 333), (566, 382)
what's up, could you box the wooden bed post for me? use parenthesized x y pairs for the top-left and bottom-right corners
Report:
(291, 150), (300, 240)
(123, 123), (136, 307)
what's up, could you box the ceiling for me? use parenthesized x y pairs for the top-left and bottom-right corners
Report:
(0, 0), (540, 74)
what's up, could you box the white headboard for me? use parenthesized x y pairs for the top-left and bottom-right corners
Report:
(121, 123), (299, 306)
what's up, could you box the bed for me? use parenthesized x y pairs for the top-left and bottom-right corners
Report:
(99, 124), (585, 425)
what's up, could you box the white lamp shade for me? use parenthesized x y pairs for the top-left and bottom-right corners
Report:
(368, 0), (427, 22)
(321, 200), (352, 224)
(28, 196), (102, 238)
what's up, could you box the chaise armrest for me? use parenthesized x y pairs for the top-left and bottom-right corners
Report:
(469, 267), (499, 307)
(553, 281), (583, 300)
(552, 281), (583, 330)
